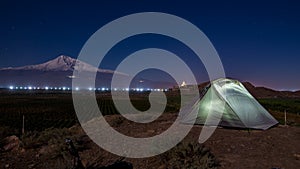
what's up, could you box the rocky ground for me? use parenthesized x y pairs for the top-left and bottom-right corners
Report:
(1, 113), (299, 169)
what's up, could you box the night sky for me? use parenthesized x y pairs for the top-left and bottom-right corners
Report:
(0, 0), (299, 90)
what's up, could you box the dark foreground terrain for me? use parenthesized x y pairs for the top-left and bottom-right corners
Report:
(1, 113), (300, 169)
(0, 91), (300, 169)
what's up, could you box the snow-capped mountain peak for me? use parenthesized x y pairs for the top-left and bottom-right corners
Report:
(0, 55), (117, 74)
(33, 55), (77, 71)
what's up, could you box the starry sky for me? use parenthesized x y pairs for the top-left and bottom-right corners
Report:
(0, 0), (299, 90)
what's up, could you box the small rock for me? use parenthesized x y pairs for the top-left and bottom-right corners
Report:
(28, 164), (35, 168)
(5, 164), (9, 168)
(1, 135), (20, 152)
(20, 148), (26, 153)
(147, 129), (155, 133)
(158, 164), (167, 169)
(294, 153), (300, 160)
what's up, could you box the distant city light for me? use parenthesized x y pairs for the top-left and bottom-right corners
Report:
(4, 85), (167, 93)
(137, 88), (144, 92)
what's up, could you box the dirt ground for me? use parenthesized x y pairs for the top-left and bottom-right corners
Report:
(190, 125), (300, 169)
(1, 113), (300, 169)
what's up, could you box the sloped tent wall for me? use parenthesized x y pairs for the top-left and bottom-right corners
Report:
(181, 78), (278, 130)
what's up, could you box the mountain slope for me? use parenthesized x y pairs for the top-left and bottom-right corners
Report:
(0, 55), (116, 73)
(243, 82), (300, 98)
(0, 55), (174, 88)
(197, 81), (300, 98)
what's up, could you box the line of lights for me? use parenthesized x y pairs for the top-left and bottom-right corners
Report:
(7, 86), (169, 92)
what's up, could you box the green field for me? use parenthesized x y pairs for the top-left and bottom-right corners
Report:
(0, 91), (180, 137)
(258, 98), (300, 126)
(258, 98), (300, 114)
(0, 90), (299, 138)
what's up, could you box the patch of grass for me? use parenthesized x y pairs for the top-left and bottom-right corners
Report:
(162, 141), (219, 169)
(20, 127), (87, 160)
(258, 98), (300, 114)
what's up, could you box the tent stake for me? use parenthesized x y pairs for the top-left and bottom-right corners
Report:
(22, 114), (25, 135)
(284, 110), (287, 126)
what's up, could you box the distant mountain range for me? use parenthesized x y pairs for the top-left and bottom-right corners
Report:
(242, 82), (300, 98)
(0, 55), (174, 89)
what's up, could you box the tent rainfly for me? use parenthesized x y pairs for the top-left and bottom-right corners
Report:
(181, 78), (278, 130)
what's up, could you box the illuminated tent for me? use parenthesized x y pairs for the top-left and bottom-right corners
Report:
(181, 78), (278, 130)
